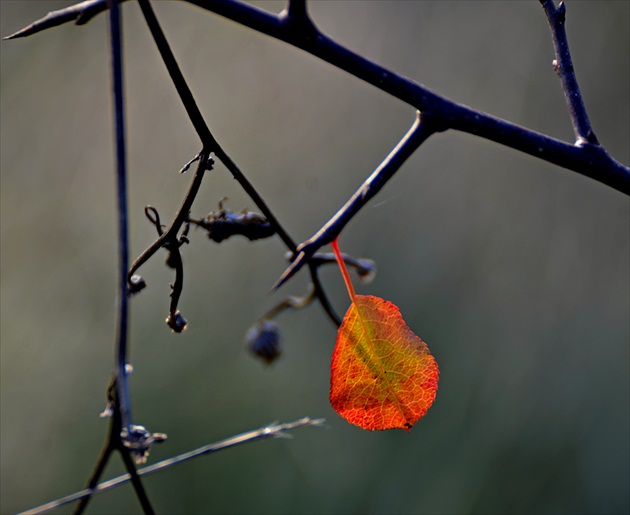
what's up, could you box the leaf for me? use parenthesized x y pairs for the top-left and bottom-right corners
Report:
(330, 294), (439, 431)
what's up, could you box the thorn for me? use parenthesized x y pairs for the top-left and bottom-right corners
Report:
(270, 251), (308, 293)
(179, 153), (201, 174)
(3, 0), (109, 41)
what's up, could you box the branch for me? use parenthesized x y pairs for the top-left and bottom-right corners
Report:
(183, 0), (628, 194)
(109, 0), (132, 438)
(539, 0), (597, 145)
(274, 111), (434, 290)
(6, 0), (627, 193)
(74, 3), (156, 513)
(128, 153), (210, 331)
(18, 417), (326, 515)
(135, 0), (340, 324)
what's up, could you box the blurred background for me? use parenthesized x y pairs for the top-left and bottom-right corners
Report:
(1, 1), (628, 514)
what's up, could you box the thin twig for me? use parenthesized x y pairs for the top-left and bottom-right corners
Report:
(19, 418), (326, 515)
(136, 0), (340, 323)
(539, 0), (597, 145)
(308, 262), (341, 326)
(184, 0), (629, 194)
(274, 112), (434, 290)
(72, 426), (114, 514)
(118, 443), (156, 515)
(128, 154), (209, 282)
(136, 0), (214, 147)
(109, 0), (132, 438)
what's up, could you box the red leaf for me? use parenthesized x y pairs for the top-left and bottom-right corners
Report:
(330, 295), (439, 431)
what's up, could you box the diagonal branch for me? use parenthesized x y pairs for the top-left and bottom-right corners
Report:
(136, 0), (340, 323)
(275, 111), (435, 290)
(6, 0), (627, 194)
(73, 2), (156, 513)
(136, 0), (293, 248)
(109, 0), (132, 438)
(127, 153), (210, 289)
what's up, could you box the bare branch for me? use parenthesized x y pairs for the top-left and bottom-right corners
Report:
(6, 0), (627, 192)
(183, 0), (628, 194)
(274, 112), (435, 291)
(136, 0), (340, 324)
(539, 0), (597, 145)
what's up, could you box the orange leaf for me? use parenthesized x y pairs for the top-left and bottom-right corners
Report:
(330, 295), (439, 431)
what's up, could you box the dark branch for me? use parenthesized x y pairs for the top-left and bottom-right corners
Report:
(274, 112), (434, 290)
(109, 0), (132, 444)
(184, 0), (628, 194)
(6, 0), (627, 192)
(136, 0), (215, 148)
(136, 0), (339, 323)
(127, 153), (210, 327)
(73, 420), (114, 514)
(78, 4), (155, 513)
(118, 444), (155, 515)
(539, 0), (597, 145)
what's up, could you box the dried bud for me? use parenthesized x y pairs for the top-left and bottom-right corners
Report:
(99, 402), (114, 418)
(246, 320), (282, 366)
(121, 425), (168, 464)
(127, 275), (146, 296)
(165, 251), (178, 269)
(166, 311), (188, 333)
(354, 258), (377, 284)
(193, 200), (275, 243)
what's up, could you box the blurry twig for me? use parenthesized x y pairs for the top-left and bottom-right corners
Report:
(134, 0), (340, 325)
(19, 418), (326, 515)
(186, 0), (629, 193)
(127, 153), (211, 331)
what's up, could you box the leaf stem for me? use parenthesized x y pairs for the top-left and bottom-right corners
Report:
(331, 238), (356, 305)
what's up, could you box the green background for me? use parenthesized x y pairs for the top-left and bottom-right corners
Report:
(1, 1), (628, 514)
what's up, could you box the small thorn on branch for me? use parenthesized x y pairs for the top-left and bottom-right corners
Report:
(3, 0), (114, 40)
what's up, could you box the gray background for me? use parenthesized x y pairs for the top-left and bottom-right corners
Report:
(1, 1), (628, 514)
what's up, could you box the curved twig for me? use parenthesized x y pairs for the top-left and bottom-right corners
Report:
(127, 153), (209, 284)
(184, 0), (628, 194)
(136, 0), (339, 323)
